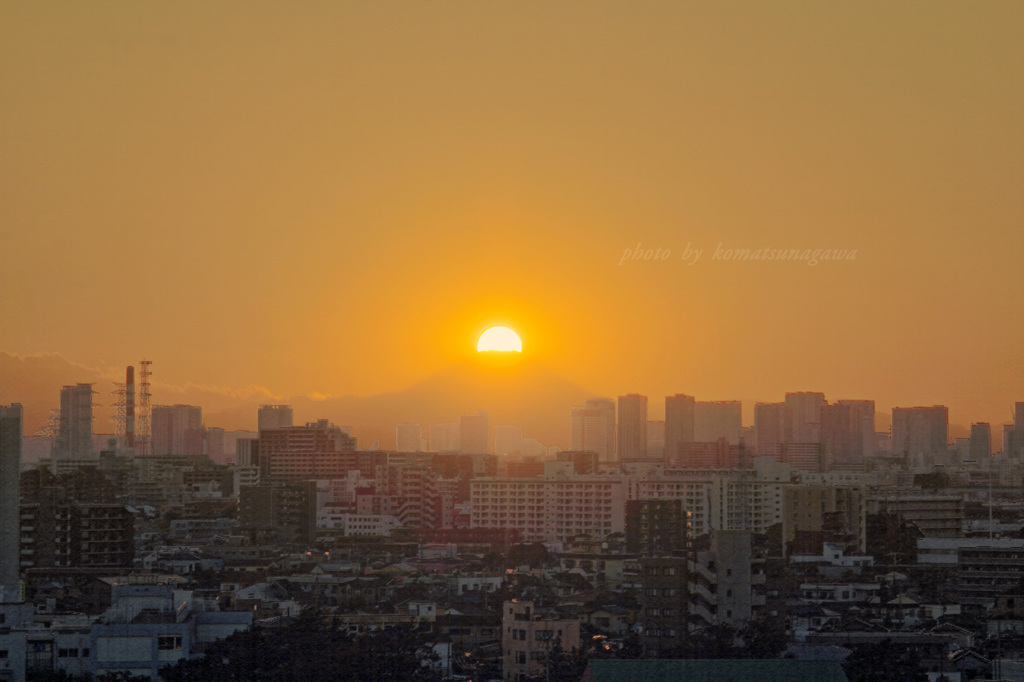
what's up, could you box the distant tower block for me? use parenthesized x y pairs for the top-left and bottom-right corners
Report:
(137, 360), (153, 455)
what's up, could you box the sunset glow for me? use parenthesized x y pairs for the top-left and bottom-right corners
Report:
(477, 326), (523, 353)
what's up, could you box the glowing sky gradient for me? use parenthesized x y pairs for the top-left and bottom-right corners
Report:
(1, 2), (1021, 429)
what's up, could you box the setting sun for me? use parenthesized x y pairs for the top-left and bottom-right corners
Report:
(477, 326), (522, 353)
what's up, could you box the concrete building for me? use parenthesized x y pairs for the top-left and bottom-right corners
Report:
(0, 404), (22, 602)
(688, 530), (766, 628)
(754, 402), (785, 457)
(959, 544), (1024, 598)
(636, 556), (688, 656)
(782, 485), (866, 555)
(969, 422), (992, 460)
(257, 404), (293, 431)
(617, 395), (648, 462)
(502, 600), (580, 682)
(239, 481), (318, 544)
(891, 406), (948, 464)
(821, 400), (874, 468)
(471, 476), (626, 543)
(429, 422), (459, 452)
(494, 424), (524, 456)
(636, 459), (794, 537)
(151, 405), (203, 456)
(459, 411), (489, 454)
(664, 394), (696, 460)
(693, 401), (742, 445)
(56, 384), (94, 459)
(570, 398), (616, 463)
(784, 392), (826, 444)
(625, 499), (688, 556)
(866, 493), (963, 538)
(395, 423), (423, 452)
(258, 420), (357, 482)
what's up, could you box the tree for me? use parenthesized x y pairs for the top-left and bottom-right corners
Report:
(740, 615), (788, 659)
(842, 639), (928, 682)
(160, 609), (441, 682)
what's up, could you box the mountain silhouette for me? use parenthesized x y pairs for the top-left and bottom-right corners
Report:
(207, 353), (595, 449)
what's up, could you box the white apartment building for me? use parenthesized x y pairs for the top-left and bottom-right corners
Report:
(470, 476), (626, 542)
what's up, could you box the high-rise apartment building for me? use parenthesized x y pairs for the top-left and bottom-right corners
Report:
(891, 406), (948, 463)
(570, 398), (616, 462)
(0, 404), (22, 601)
(459, 411), (489, 454)
(395, 423), (423, 452)
(754, 402), (785, 457)
(664, 394), (696, 459)
(56, 384), (94, 458)
(784, 392), (826, 444)
(617, 394), (648, 461)
(820, 400), (874, 468)
(259, 419), (357, 482)
(969, 423), (992, 460)
(258, 405), (293, 431)
(151, 405), (204, 456)
(693, 400), (741, 445)
(494, 424), (523, 456)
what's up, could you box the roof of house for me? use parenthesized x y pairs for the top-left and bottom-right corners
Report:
(584, 660), (850, 682)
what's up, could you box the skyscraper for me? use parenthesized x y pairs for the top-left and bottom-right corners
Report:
(754, 402), (785, 457)
(494, 424), (524, 456)
(0, 404), (22, 601)
(820, 400), (875, 467)
(617, 394), (648, 461)
(694, 400), (742, 444)
(56, 383), (94, 458)
(396, 423), (423, 452)
(459, 411), (489, 454)
(258, 405), (293, 431)
(152, 404), (204, 455)
(969, 423), (991, 460)
(891, 406), (948, 463)
(664, 394), (696, 459)
(784, 392), (826, 444)
(570, 398), (616, 462)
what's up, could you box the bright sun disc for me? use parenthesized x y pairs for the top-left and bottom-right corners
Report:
(477, 326), (522, 352)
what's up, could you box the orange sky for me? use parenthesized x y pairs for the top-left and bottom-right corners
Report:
(1, 2), (1021, 430)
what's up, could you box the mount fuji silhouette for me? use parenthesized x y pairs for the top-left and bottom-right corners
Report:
(208, 353), (595, 449)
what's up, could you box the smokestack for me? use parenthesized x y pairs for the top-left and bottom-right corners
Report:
(126, 366), (135, 448)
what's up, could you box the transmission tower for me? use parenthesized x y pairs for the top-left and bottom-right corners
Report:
(137, 360), (152, 455)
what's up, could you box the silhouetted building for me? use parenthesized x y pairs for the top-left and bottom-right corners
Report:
(626, 499), (688, 555)
(258, 420), (356, 482)
(891, 406), (948, 464)
(257, 404), (293, 431)
(969, 422), (991, 460)
(689, 530), (766, 627)
(694, 400), (741, 445)
(617, 394), (648, 461)
(784, 392), (826, 444)
(56, 384), (94, 459)
(636, 556), (688, 656)
(239, 481), (317, 544)
(494, 424), (523, 456)
(664, 394), (696, 460)
(782, 485), (866, 555)
(0, 404), (22, 601)
(754, 402), (785, 457)
(459, 411), (489, 454)
(821, 400), (874, 468)
(151, 405), (203, 456)
(571, 398), (616, 462)
(395, 423), (423, 452)
(646, 420), (665, 458)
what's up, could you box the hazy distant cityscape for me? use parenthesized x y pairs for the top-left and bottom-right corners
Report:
(0, 360), (1022, 681)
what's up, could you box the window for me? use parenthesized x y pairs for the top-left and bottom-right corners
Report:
(157, 635), (183, 651)
(516, 651), (526, 664)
